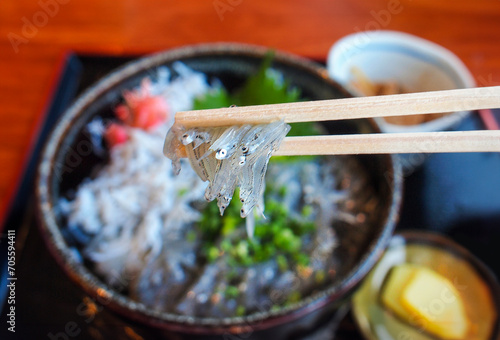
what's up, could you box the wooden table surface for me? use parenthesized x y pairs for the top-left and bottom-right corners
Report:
(1, 0), (500, 220)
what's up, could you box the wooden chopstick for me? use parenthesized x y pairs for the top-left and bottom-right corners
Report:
(173, 86), (500, 156)
(175, 86), (500, 128)
(274, 131), (500, 156)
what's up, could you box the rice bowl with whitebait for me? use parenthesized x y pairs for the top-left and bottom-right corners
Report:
(36, 44), (401, 337)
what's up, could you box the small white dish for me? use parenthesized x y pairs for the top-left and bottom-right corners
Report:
(327, 30), (476, 133)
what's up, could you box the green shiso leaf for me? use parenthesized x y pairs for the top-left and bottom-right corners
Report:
(194, 51), (301, 109)
(232, 51), (301, 106)
(193, 87), (232, 110)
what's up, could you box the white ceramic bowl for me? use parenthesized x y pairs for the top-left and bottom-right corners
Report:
(327, 30), (476, 133)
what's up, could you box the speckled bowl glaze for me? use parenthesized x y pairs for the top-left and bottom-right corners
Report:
(36, 43), (403, 339)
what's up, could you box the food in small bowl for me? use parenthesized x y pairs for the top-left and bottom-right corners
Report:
(36, 44), (402, 338)
(327, 30), (476, 133)
(353, 231), (499, 340)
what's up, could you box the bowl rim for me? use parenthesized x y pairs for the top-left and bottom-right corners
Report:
(351, 229), (500, 340)
(35, 42), (403, 334)
(327, 30), (477, 133)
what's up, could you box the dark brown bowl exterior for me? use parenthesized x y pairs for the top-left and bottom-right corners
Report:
(35, 43), (403, 338)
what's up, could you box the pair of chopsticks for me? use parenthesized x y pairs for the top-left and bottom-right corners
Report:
(174, 86), (500, 156)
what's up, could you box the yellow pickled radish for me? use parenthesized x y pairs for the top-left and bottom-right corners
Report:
(380, 264), (419, 320)
(400, 266), (468, 339)
(381, 264), (469, 339)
